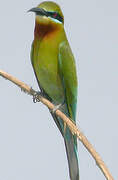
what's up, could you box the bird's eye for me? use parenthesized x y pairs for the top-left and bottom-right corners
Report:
(53, 13), (58, 18)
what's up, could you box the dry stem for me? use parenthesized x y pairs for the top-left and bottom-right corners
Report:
(0, 70), (114, 180)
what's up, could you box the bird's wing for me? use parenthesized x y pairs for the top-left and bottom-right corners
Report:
(59, 42), (79, 180)
(59, 41), (78, 121)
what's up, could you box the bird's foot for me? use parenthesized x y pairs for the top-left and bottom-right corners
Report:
(32, 91), (44, 103)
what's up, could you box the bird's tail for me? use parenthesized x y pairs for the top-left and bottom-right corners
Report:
(51, 111), (79, 180)
(64, 133), (79, 180)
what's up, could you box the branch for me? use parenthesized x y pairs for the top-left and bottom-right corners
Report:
(0, 70), (114, 180)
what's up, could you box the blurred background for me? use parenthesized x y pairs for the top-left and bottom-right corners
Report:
(0, 0), (117, 179)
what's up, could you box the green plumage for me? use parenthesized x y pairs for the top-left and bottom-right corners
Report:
(30, 1), (79, 180)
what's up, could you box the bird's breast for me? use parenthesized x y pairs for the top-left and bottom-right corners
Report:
(32, 34), (65, 103)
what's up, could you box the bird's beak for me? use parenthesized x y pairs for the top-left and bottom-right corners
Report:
(28, 7), (48, 16)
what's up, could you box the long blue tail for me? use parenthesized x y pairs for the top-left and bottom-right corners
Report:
(65, 132), (79, 180)
(51, 111), (79, 180)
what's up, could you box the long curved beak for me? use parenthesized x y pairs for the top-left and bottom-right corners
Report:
(28, 7), (48, 16)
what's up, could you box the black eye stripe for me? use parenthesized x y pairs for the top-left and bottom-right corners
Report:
(46, 11), (62, 22)
(36, 8), (63, 23)
(47, 12), (63, 23)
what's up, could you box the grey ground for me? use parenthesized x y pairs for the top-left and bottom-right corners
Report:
(0, 0), (118, 179)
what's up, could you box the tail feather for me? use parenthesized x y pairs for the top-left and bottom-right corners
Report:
(65, 137), (79, 180)
(50, 110), (79, 180)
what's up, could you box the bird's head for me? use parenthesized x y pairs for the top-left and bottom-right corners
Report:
(28, 1), (64, 26)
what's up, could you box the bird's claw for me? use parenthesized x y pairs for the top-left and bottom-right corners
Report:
(33, 91), (42, 103)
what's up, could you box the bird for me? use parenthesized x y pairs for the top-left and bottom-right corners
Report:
(29, 1), (79, 180)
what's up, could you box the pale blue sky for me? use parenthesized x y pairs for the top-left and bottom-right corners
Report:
(0, 0), (117, 179)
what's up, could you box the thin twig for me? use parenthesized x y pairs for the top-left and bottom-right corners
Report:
(0, 70), (114, 180)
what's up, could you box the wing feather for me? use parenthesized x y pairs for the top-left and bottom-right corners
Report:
(59, 41), (78, 121)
